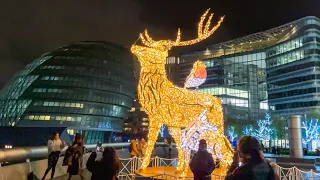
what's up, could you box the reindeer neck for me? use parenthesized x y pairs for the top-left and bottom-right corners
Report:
(139, 63), (169, 86)
(140, 63), (166, 75)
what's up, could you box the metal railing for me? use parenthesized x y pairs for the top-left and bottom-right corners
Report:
(118, 157), (320, 180)
(0, 142), (174, 163)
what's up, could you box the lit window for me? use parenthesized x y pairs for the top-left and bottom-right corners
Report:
(71, 103), (76, 107)
(54, 102), (59, 106)
(45, 116), (50, 120)
(29, 115), (34, 120)
(67, 129), (74, 135)
(130, 108), (135, 112)
(39, 116), (45, 120)
(61, 117), (66, 121)
(49, 102), (54, 106)
(44, 102), (49, 106)
(65, 103), (71, 107)
(56, 116), (61, 120)
(66, 117), (72, 121)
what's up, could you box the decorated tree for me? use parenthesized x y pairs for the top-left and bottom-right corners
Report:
(252, 113), (273, 141)
(302, 115), (320, 147)
(159, 124), (166, 138)
(243, 125), (254, 136)
(227, 126), (237, 143)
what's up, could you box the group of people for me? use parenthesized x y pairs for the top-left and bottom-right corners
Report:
(42, 132), (121, 180)
(190, 136), (279, 180)
(42, 132), (86, 180)
(129, 137), (147, 157)
(41, 132), (278, 180)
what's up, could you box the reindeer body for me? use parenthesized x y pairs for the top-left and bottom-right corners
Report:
(131, 9), (232, 174)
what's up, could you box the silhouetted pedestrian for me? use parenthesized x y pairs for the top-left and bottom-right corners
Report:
(67, 133), (85, 180)
(87, 147), (120, 180)
(190, 139), (215, 180)
(225, 136), (279, 180)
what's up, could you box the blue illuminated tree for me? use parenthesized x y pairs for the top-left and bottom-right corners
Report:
(252, 113), (273, 141)
(227, 126), (237, 142)
(302, 115), (320, 146)
(159, 124), (166, 138)
(243, 125), (253, 136)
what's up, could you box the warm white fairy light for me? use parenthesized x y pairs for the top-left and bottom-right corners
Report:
(131, 9), (232, 174)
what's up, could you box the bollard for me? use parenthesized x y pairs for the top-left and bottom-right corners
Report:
(288, 115), (303, 158)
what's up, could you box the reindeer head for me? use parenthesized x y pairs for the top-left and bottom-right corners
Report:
(131, 9), (224, 64)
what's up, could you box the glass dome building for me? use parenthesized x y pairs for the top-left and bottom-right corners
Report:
(0, 41), (136, 143)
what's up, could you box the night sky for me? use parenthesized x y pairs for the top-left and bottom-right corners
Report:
(0, 0), (319, 89)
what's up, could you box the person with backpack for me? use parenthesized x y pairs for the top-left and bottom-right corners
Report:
(42, 132), (66, 180)
(225, 136), (280, 180)
(129, 136), (140, 157)
(66, 133), (85, 180)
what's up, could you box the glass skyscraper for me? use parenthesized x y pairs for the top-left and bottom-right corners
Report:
(266, 17), (320, 116)
(0, 41), (136, 143)
(180, 16), (320, 120)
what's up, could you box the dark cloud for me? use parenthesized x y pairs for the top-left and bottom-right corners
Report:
(0, 0), (320, 88)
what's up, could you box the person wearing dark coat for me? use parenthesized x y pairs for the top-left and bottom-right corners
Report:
(87, 147), (120, 180)
(225, 136), (279, 180)
(190, 139), (215, 180)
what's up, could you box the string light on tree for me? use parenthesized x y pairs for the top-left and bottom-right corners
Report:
(243, 125), (253, 136)
(227, 126), (237, 143)
(302, 115), (320, 146)
(252, 113), (273, 141)
(131, 8), (232, 175)
(160, 124), (165, 138)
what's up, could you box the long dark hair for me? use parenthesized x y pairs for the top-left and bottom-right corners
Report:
(102, 147), (120, 173)
(73, 133), (83, 146)
(51, 132), (59, 140)
(238, 136), (263, 163)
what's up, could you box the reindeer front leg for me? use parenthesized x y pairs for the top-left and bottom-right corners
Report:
(167, 126), (185, 172)
(139, 119), (162, 171)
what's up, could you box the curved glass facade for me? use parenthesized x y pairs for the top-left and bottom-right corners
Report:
(180, 16), (320, 120)
(0, 41), (136, 136)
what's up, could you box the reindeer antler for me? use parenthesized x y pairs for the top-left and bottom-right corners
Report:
(138, 9), (224, 48)
(173, 9), (224, 46)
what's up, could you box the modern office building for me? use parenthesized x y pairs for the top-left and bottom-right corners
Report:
(0, 41), (136, 143)
(166, 57), (180, 85)
(180, 16), (320, 120)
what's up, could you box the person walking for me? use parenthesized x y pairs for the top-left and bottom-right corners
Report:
(189, 139), (215, 180)
(225, 136), (279, 180)
(129, 136), (140, 157)
(42, 132), (65, 180)
(67, 133), (85, 180)
(87, 147), (120, 180)
(138, 138), (147, 157)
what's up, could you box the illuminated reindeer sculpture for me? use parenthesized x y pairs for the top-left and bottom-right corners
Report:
(131, 9), (233, 174)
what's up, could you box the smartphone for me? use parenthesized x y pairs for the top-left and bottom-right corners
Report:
(96, 142), (102, 152)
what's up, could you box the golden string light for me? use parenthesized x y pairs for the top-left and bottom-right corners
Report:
(131, 9), (232, 175)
